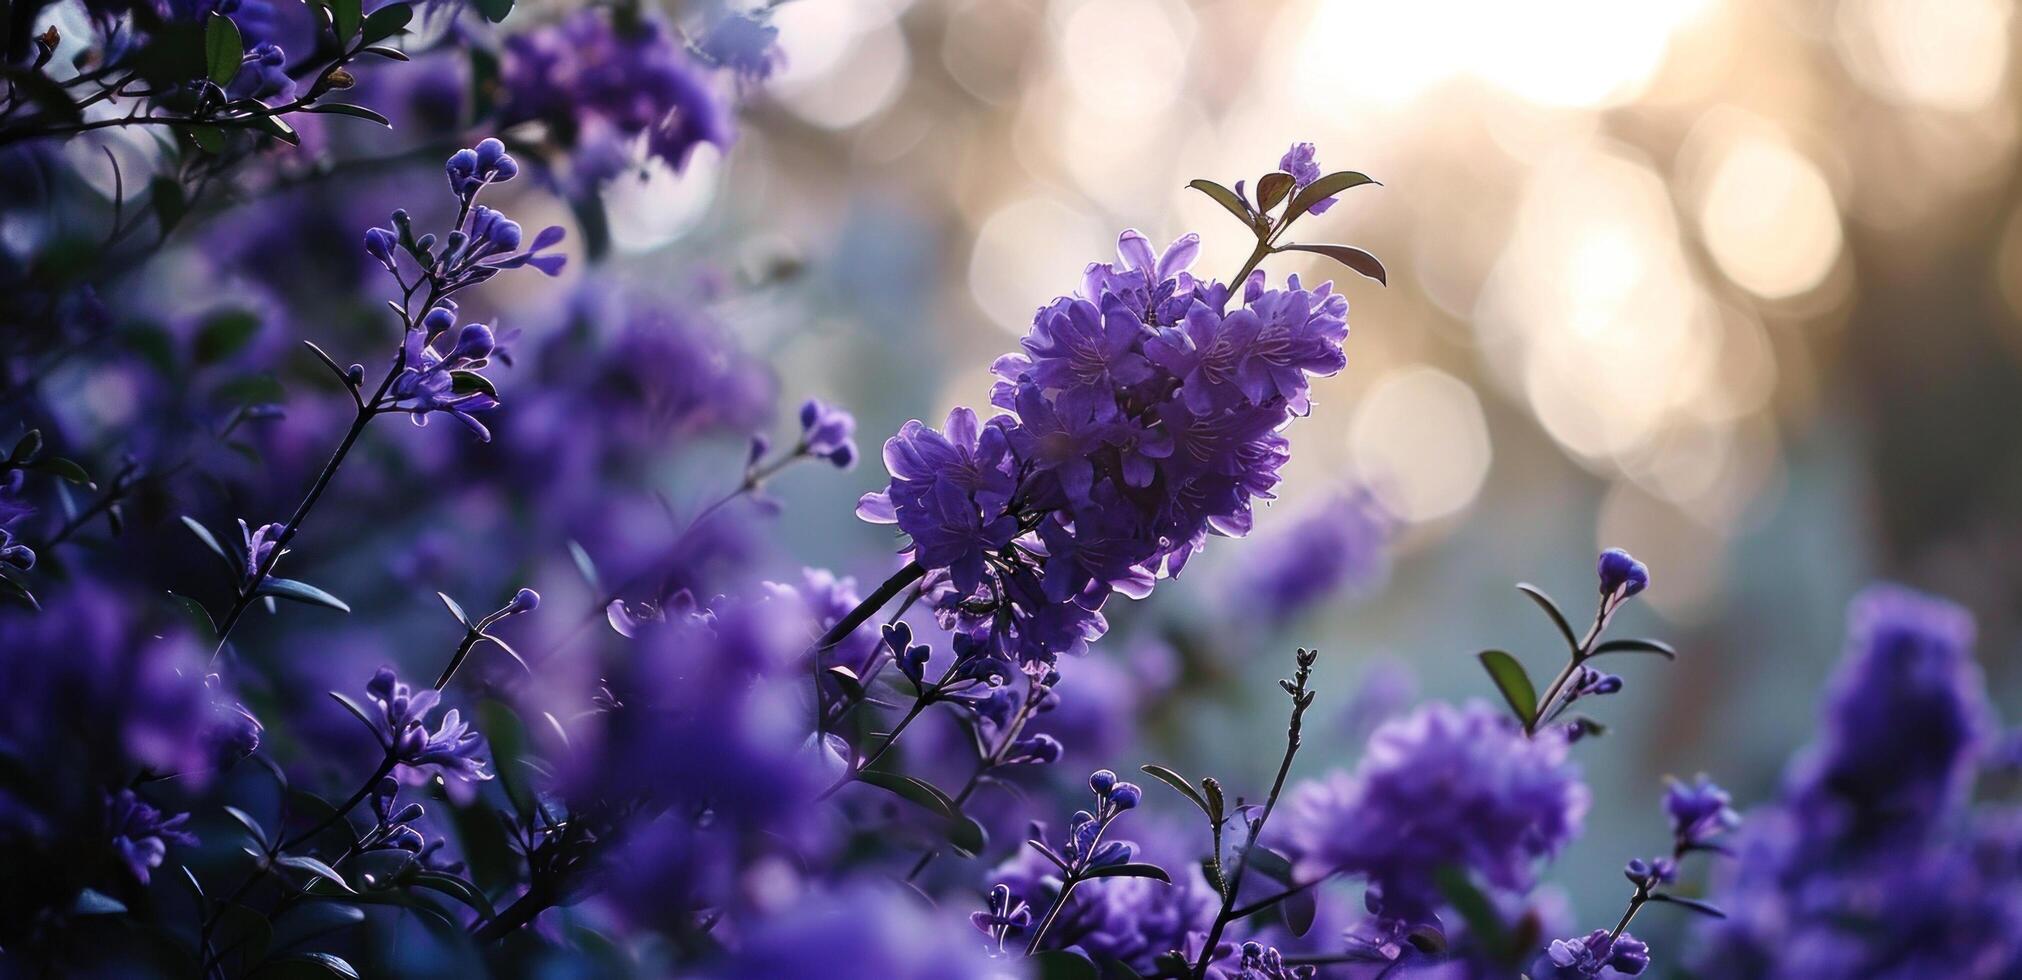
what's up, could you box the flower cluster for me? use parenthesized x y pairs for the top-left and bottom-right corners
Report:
(1693, 586), (2021, 978)
(364, 667), (491, 783)
(499, 7), (736, 189)
(860, 223), (1353, 673)
(1281, 701), (1590, 927)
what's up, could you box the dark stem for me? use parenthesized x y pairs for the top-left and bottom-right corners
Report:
(813, 664), (954, 802)
(904, 676), (1049, 882)
(812, 561), (925, 653)
(471, 884), (552, 943)
(210, 364), (399, 660)
(1190, 652), (1316, 980)
(1526, 605), (1609, 737)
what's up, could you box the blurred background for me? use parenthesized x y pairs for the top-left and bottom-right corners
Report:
(689, 0), (2022, 944)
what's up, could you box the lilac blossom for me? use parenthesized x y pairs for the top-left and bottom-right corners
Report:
(499, 8), (735, 188)
(364, 667), (491, 783)
(1281, 701), (1589, 926)
(1235, 487), (1393, 619)
(860, 225), (1354, 672)
(1534, 930), (1650, 979)
(103, 789), (197, 886)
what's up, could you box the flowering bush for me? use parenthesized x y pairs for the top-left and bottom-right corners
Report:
(1, 2), (2016, 977)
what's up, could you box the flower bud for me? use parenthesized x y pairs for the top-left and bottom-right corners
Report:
(1089, 769), (1117, 795)
(1107, 781), (1142, 810)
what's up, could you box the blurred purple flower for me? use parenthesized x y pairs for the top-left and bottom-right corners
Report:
(1282, 701), (1589, 926)
(104, 789), (196, 885)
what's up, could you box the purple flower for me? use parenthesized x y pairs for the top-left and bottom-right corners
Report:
(1282, 701), (1590, 926)
(1279, 142), (1336, 215)
(238, 518), (285, 584)
(857, 407), (1019, 595)
(1536, 930), (1650, 978)
(1597, 548), (1649, 599)
(698, 10), (785, 83)
(104, 789), (196, 885)
(1, 471), (37, 571)
(997, 295), (1154, 416)
(386, 309), (504, 442)
(499, 9), (734, 186)
(445, 137), (521, 203)
(1787, 585), (1990, 844)
(1664, 774), (1739, 850)
(798, 398), (858, 469)
(1236, 487), (1393, 619)
(364, 668), (491, 783)
(1693, 586), (2022, 978)
(225, 42), (294, 103)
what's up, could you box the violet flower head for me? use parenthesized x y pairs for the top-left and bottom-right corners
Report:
(364, 668), (491, 783)
(1597, 548), (1649, 600)
(1282, 701), (1589, 926)
(1536, 930), (1650, 978)
(698, 9), (785, 83)
(499, 8), (734, 187)
(386, 309), (504, 442)
(104, 789), (197, 885)
(225, 42), (295, 103)
(1280, 142), (1336, 214)
(1788, 584), (1990, 843)
(1, 470), (36, 571)
(798, 398), (858, 469)
(445, 137), (521, 204)
(238, 518), (285, 584)
(856, 407), (1019, 595)
(1236, 941), (1318, 980)
(1664, 774), (1739, 850)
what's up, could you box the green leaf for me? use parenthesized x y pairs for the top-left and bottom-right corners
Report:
(1080, 862), (1171, 884)
(304, 102), (391, 127)
(258, 577), (351, 613)
(71, 888), (127, 915)
(1275, 243), (1388, 286)
(1139, 764), (1212, 820)
(449, 370), (497, 399)
(249, 113), (300, 146)
(1476, 650), (1538, 728)
(26, 455), (92, 485)
(1589, 637), (1677, 660)
(1649, 893), (1727, 918)
(1435, 867), (1510, 961)
(826, 664), (864, 700)
(204, 13), (243, 87)
(1283, 884), (1317, 937)
(223, 805), (267, 847)
(359, 44), (409, 61)
(1255, 171), (1296, 212)
(195, 309), (262, 363)
(181, 515), (234, 567)
(1516, 583), (1581, 653)
(329, 0), (360, 40)
(470, 0), (511, 24)
(1030, 950), (1099, 980)
(855, 770), (985, 853)
(407, 870), (496, 921)
(277, 855), (354, 893)
(327, 691), (381, 740)
(6, 430), (40, 463)
(1285, 169), (1378, 217)
(0, 573), (39, 610)
(1186, 179), (1254, 228)
(361, 0), (413, 40)
(350, 849), (416, 890)
(437, 591), (472, 628)
(255, 952), (360, 978)
(1243, 844), (1293, 884)
(185, 125), (226, 153)
(476, 699), (535, 819)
